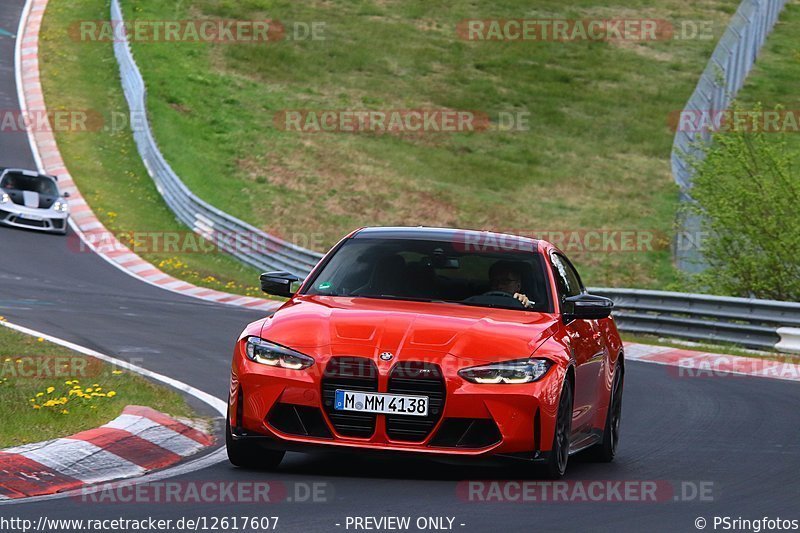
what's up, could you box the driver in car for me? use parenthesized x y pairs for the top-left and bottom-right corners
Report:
(488, 260), (533, 308)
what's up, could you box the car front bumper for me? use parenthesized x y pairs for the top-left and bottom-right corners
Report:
(0, 203), (69, 233)
(230, 348), (565, 459)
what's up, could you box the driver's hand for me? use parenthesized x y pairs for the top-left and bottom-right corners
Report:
(514, 293), (532, 308)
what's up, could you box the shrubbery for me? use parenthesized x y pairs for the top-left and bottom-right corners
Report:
(685, 104), (800, 301)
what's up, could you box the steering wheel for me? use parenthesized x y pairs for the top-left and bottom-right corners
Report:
(483, 290), (517, 298)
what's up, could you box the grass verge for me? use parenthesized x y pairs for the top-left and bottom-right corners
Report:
(0, 323), (195, 448)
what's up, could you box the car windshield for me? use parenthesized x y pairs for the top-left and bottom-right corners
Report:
(1, 173), (58, 196)
(304, 237), (553, 312)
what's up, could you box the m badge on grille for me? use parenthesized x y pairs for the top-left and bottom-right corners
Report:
(379, 352), (394, 361)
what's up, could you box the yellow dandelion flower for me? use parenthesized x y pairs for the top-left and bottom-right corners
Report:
(111, 370), (123, 375)
(33, 405), (41, 409)
(61, 410), (69, 415)
(107, 391), (117, 398)
(46, 386), (55, 394)
(36, 392), (44, 397)
(85, 388), (93, 393)
(37, 338), (44, 342)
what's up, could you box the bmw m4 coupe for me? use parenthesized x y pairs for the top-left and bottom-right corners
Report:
(227, 227), (624, 478)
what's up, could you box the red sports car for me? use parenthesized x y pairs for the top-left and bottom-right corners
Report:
(227, 227), (624, 478)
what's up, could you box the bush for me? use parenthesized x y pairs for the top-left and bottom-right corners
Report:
(685, 104), (800, 301)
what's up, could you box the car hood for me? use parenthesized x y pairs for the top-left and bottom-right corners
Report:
(2, 188), (57, 209)
(259, 295), (560, 363)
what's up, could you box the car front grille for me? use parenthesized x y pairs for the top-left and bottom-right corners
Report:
(11, 216), (46, 228)
(385, 362), (445, 442)
(321, 357), (378, 438)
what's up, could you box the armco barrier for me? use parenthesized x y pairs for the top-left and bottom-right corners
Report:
(110, 0), (323, 278)
(590, 288), (800, 353)
(672, 0), (788, 272)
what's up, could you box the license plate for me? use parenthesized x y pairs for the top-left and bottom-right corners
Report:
(19, 213), (43, 221)
(334, 389), (429, 417)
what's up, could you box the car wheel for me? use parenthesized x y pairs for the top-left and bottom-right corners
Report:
(538, 378), (573, 479)
(589, 363), (624, 462)
(225, 417), (285, 469)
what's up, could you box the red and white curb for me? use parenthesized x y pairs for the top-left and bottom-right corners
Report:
(0, 405), (213, 500)
(15, 0), (281, 314)
(625, 342), (800, 382)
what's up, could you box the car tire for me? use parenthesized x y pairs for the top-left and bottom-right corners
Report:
(537, 378), (573, 480)
(589, 362), (624, 463)
(225, 417), (285, 469)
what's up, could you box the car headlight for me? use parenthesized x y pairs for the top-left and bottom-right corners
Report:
(1, 193), (9, 204)
(244, 337), (314, 370)
(458, 358), (552, 384)
(53, 200), (69, 213)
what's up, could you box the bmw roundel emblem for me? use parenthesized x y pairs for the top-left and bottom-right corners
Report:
(380, 352), (394, 361)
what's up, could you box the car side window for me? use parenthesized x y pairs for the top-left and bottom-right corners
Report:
(550, 253), (583, 299)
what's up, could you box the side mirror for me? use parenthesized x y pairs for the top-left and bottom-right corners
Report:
(562, 293), (614, 321)
(260, 271), (301, 298)
(62, 191), (70, 198)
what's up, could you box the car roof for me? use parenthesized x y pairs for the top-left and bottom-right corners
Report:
(351, 226), (545, 252)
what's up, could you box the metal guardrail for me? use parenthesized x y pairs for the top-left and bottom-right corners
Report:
(672, 0), (789, 272)
(110, 0), (323, 278)
(591, 288), (800, 352)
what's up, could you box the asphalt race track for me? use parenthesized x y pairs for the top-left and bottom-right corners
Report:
(1, 1), (799, 531)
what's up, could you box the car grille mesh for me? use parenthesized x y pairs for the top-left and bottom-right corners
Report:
(321, 357), (379, 438)
(386, 362), (445, 442)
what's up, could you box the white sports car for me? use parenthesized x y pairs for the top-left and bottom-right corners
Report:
(0, 168), (70, 235)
